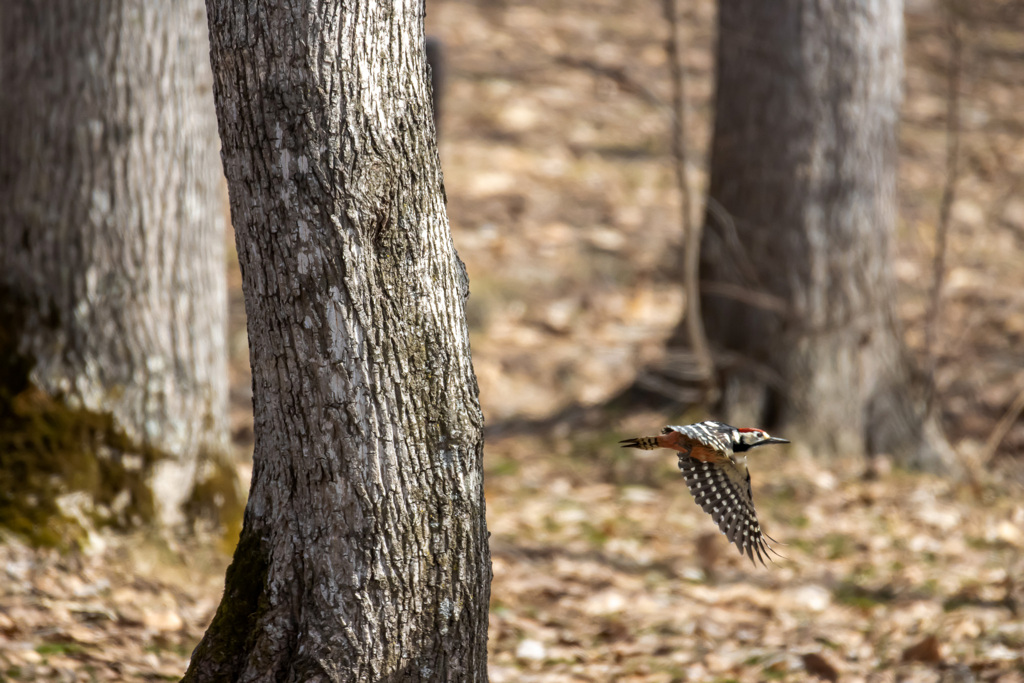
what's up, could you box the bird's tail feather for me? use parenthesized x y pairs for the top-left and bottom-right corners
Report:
(619, 436), (661, 450)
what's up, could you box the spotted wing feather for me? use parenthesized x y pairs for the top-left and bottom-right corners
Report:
(676, 456), (776, 565)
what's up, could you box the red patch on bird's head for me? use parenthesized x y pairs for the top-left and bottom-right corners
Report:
(738, 428), (763, 433)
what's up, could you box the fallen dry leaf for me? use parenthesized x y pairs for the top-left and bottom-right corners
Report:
(801, 652), (839, 682)
(902, 634), (943, 664)
(142, 608), (185, 633)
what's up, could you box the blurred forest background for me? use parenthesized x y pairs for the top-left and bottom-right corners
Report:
(2, 0), (1024, 681)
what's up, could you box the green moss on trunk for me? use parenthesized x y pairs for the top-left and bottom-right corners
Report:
(180, 527), (269, 682)
(0, 285), (163, 547)
(0, 385), (165, 547)
(184, 450), (247, 552)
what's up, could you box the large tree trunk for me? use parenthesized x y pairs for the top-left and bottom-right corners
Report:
(184, 0), (490, 680)
(687, 0), (951, 471)
(0, 0), (236, 535)
(617, 0), (953, 471)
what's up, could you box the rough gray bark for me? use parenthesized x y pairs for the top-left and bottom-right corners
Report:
(184, 0), (490, 680)
(689, 0), (952, 471)
(0, 0), (233, 528)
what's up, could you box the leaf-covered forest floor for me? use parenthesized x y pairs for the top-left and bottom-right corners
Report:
(1, 440), (1022, 682)
(3, 0), (1024, 681)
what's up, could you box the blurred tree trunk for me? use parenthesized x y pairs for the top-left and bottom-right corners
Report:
(183, 0), (490, 680)
(627, 0), (952, 472)
(0, 0), (238, 536)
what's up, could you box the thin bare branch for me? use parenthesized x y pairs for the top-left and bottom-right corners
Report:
(705, 196), (763, 287)
(699, 280), (790, 315)
(662, 0), (693, 241)
(925, 0), (963, 412)
(554, 55), (666, 109)
(981, 378), (1024, 464)
(662, 0), (715, 397)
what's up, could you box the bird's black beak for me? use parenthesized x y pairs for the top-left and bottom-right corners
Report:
(766, 436), (790, 445)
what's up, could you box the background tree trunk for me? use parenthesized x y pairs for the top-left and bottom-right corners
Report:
(0, 0), (236, 535)
(185, 0), (490, 680)
(688, 0), (952, 471)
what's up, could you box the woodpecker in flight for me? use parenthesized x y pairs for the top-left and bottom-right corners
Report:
(620, 420), (789, 565)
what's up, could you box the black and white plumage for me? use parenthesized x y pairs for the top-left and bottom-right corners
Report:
(620, 420), (789, 565)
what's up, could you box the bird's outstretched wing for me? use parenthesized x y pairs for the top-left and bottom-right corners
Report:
(676, 455), (778, 565)
(672, 421), (736, 455)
